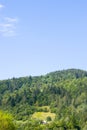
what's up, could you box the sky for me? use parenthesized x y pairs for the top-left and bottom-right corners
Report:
(0, 0), (87, 80)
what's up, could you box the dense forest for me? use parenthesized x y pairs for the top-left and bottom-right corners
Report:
(0, 69), (87, 129)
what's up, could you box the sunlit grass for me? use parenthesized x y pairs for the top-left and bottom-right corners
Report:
(32, 112), (56, 121)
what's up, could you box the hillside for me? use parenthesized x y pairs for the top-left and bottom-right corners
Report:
(0, 69), (87, 129)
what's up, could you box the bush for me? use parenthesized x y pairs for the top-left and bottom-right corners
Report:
(0, 110), (16, 130)
(46, 116), (52, 121)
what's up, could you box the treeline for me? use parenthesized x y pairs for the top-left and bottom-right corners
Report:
(0, 69), (87, 129)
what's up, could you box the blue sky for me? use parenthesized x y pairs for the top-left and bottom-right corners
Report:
(0, 0), (87, 79)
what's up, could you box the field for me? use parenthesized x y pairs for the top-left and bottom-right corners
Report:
(32, 111), (56, 121)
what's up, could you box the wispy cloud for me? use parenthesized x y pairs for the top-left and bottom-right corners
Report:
(0, 4), (4, 9)
(0, 17), (18, 37)
(5, 17), (18, 23)
(0, 3), (19, 37)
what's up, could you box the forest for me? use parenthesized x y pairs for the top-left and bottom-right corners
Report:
(0, 69), (87, 130)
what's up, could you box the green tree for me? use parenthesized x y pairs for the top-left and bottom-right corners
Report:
(0, 110), (16, 130)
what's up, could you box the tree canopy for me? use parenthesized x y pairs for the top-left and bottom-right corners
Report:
(0, 69), (87, 129)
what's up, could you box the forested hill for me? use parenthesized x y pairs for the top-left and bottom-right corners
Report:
(0, 69), (87, 129)
(46, 68), (87, 81)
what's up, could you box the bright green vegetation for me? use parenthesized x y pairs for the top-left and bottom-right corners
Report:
(32, 112), (55, 121)
(0, 110), (16, 130)
(0, 69), (87, 129)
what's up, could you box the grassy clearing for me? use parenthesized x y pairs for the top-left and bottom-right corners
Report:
(32, 112), (56, 121)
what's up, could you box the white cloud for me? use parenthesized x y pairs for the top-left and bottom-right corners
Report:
(0, 4), (19, 37)
(0, 4), (4, 9)
(5, 17), (18, 23)
(0, 17), (18, 37)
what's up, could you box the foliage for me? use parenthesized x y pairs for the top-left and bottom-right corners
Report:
(0, 69), (87, 129)
(0, 110), (16, 130)
(46, 116), (52, 121)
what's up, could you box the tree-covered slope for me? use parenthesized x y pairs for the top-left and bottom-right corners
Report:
(0, 69), (87, 129)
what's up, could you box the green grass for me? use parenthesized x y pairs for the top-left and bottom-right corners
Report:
(32, 112), (56, 121)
